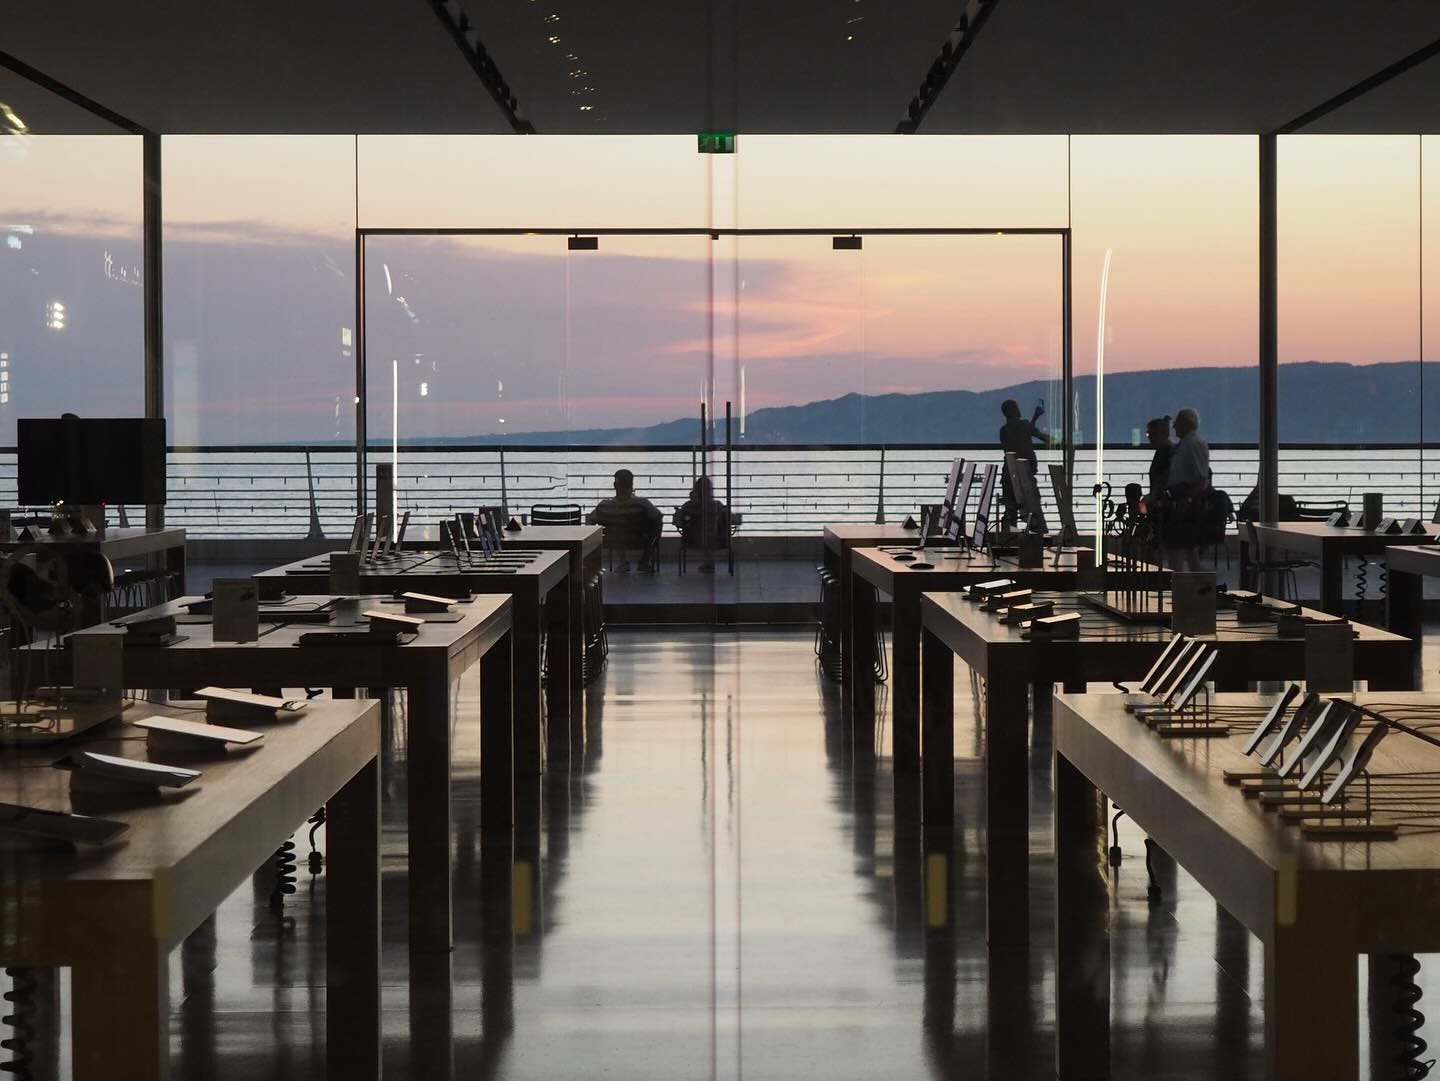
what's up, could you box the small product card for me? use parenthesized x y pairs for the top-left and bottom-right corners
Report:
(1305, 622), (1354, 693)
(212, 578), (260, 643)
(329, 552), (362, 596)
(72, 628), (124, 693)
(1170, 571), (1217, 636)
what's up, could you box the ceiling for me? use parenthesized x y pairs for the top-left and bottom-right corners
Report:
(3, 0), (1440, 135)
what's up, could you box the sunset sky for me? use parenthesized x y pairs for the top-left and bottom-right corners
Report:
(2, 132), (1438, 442)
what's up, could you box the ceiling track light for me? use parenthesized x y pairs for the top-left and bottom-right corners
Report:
(893, 0), (1001, 134)
(425, 0), (535, 134)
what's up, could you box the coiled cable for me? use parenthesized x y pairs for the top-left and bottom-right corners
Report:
(1, 967), (36, 1081)
(269, 840), (297, 912)
(1391, 953), (1435, 1081)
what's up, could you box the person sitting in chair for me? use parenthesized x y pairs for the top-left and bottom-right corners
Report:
(673, 476), (731, 572)
(588, 468), (663, 572)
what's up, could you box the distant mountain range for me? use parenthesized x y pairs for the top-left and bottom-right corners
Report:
(421, 361), (1428, 446)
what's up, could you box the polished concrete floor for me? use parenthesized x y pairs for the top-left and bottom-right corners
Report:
(20, 625), (1440, 1078)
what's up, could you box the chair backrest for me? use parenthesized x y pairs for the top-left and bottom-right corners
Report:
(595, 503), (658, 550)
(1294, 498), (1344, 522)
(677, 501), (732, 548)
(530, 503), (582, 526)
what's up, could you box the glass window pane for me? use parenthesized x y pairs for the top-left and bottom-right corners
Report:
(0, 134), (143, 445)
(1071, 135), (1258, 534)
(164, 135), (357, 538)
(1279, 134), (1420, 518)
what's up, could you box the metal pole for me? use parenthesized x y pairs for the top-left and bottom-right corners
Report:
(1259, 133), (1279, 528)
(725, 400), (733, 561)
(700, 400), (708, 481)
(1061, 229), (1074, 530)
(355, 232), (368, 518)
(143, 131), (164, 531)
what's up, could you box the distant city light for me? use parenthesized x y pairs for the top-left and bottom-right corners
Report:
(44, 301), (65, 330)
(419, 382), (429, 397)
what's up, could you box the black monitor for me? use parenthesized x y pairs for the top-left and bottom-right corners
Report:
(17, 418), (166, 507)
(947, 462), (977, 542)
(971, 464), (998, 549)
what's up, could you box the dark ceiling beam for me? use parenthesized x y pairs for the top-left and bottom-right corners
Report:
(894, 0), (1001, 135)
(0, 47), (148, 134)
(424, 0), (537, 134)
(1278, 35), (1440, 133)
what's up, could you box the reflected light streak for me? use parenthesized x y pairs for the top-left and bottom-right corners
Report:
(1094, 247), (1113, 557)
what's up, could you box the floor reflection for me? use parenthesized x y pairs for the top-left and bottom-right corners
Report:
(140, 627), (1283, 1079)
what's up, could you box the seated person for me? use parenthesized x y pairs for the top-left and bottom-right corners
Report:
(587, 468), (663, 572)
(673, 476), (731, 569)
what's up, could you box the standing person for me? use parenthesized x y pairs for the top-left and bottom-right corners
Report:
(998, 398), (1047, 529)
(1164, 407), (1211, 571)
(587, 468), (663, 572)
(1143, 415), (1174, 509)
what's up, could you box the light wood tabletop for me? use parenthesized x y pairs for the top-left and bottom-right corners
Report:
(259, 549), (578, 761)
(919, 589), (1414, 950)
(52, 593), (514, 1041)
(0, 696), (380, 1080)
(1054, 689), (1440, 1081)
(846, 544), (1106, 754)
(1246, 521), (1440, 615)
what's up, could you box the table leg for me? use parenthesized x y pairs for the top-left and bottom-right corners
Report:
(1054, 749), (1110, 1080)
(1387, 567), (1424, 666)
(893, 588), (922, 772)
(985, 660), (1029, 947)
(567, 550), (585, 743)
(1364, 645), (1417, 692)
(72, 939), (168, 1080)
(326, 755), (380, 1081)
(481, 630), (515, 838)
(406, 674), (453, 958)
(838, 544), (854, 713)
(922, 627), (955, 828)
(167, 541), (187, 597)
(409, 948), (455, 1081)
(851, 570), (877, 728)
(514, 594), (544, 779)
(545, 578), (573, 763)
(406, 673), (456, 1080)
(1320, 551), (1344, 616)
(480, 838), (517, 1053)
(1264, 929), (1358, 1080)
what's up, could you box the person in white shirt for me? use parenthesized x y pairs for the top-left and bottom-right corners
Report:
(1164, 407), (1210, 571)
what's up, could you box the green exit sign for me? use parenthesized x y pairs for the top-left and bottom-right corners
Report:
(697, 132), (736, 154)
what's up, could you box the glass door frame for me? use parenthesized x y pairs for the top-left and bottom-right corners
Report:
(352, 225), (1074, 520)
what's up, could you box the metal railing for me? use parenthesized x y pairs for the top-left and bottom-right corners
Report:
(0, 443), (1428, 539)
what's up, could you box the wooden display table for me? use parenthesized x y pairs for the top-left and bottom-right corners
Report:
(259, 549), (575, 759)
(0, 696), (379, 1080)
(1244, 521), (1439, 615)
(1054, 689), (1440, 1080)
(55, 593), (513, 1053)
(847, 544), (1108, 752)
(919, 589), (1413, 948)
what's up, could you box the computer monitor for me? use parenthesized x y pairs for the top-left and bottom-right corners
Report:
(971, 464), (999, 549)
(947, 462), (977, 542)
(17, 417), (166, 506)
